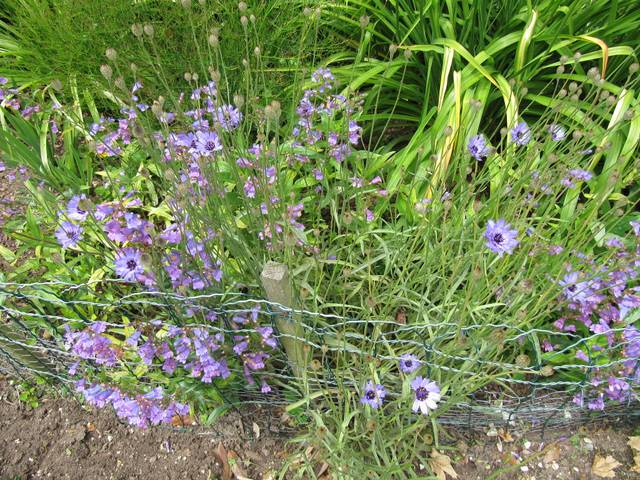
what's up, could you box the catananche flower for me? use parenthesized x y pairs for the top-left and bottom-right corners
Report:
(510, 121), (531, 146)
(631, 220), (640, 236)
(360, 380), (386, 409)
(55, 221), (83, 248)
(411, 376), (441, 415)
(399, 353), (421, 373)
(191, 130), (222, 157)
(215, 105), (242, 131)
(467, 135), (491, 160)
(484, 219), (519, 256)
(548, 124), (566, 141)
(114, 248), (145, 281)
(66, 194), (89, 222)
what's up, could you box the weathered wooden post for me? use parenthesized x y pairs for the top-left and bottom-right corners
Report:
(260, 261), (307, 378)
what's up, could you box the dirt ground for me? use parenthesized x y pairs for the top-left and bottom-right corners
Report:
(1, 376), (639, 480)
(0, 377), (292, 480)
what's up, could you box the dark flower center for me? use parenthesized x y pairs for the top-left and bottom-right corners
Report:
(127, 259), (138, 270)
(404, 360), (412, 368)
(366, 390), (376, 400)
(568, 285), (577, 292)
(205, 141), (217, 151)
(493, 233), (504, 244)
(415, 386), (428, 401)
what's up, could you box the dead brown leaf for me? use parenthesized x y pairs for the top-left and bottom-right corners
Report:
(543, 443), (561, 464)
(628, 436), (640, 452)
(591, 454), (621, 478)
(214, 442), (232, 480)
(428, 450), (458, 480)
(497, 429), (514, 443)
(171, 414), (195, 427)
(228, 450), (254, 480)
(252, 422), (261, 439)
(632, 454), (640, 474)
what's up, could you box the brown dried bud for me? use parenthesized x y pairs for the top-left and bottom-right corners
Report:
(105, 48), (117, 61)
(114, 76), (126, 91)
(100, 64), (113, 80)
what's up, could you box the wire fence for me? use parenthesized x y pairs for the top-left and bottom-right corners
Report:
(0, 278), (638, 437)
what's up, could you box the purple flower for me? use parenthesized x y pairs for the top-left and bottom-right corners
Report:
(396, 353), (420, 373)
(66, 194), (89, 222)
(360, 380), (386, 409)
(411, 376), (441, 415)
(191, 130), (222, 157)
(630, 220), (640, 236)
(548, 124), (566, 141)
(215, 105), (242, 131)
(467, 135), (491, 160)
(114, 248), (145, 281)
(484, 219), (519, 256)
(55, 221), (83, 248)
(510, 121), (531, 146)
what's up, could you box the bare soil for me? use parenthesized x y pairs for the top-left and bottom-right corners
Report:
(0, 377), (292, 480)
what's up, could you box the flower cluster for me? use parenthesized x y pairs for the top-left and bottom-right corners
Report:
(360, 355), (441, 416)
(546, 220), (640, 410)
(75, 380), (189, 429)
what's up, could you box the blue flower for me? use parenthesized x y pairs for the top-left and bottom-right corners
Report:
(510, 121), (531, 146)
(467, 134), (491, 160)
(484, 219), (519, 256)
(360, 380), (386, 409)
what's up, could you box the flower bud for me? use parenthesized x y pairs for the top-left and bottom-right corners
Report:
(209, 68), (221, 82)
(359, 15), (369, 28)
(388, 44), (397, 58)
(130, 63), (138, 73)
(238, 1), (247, 12)
(100, 64), (113, 80)
(131, 23), (143, 37)
(233, 93), (244, 108)
(630, 63), (640, 74)
(114, 76), (126, 91)
(249, 14), (255, 24)
(556, 65), (564, 74)
(105, 48), (117, 61)
(192, 73), (199, 82)
(254, 46), (261, 57)
(303, 6), (312, 16)
(143, 24), (154, 37)
(184, 72), (192, 82)
(240, 15), (248, 26)
(51, 79), (63, 91)
(403, 49), (412, 60)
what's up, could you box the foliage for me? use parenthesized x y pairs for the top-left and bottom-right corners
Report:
(0, 1), (639, 478)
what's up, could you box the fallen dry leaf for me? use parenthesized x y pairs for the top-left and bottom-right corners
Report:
(632, 454), (640, 474)
(543, 443), (561, 464)
(252, 422), (261, 439)
(628, 436), (640, 452)
(591, 454), (621, 478)
(497, 429), (514, 443)
(171, 414), (195, 427)
(429, 450), (458, 480)
(214, 442), (232, 480)
(228, 450), (254, 480)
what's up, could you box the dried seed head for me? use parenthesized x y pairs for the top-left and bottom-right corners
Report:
(131, 23), (143, 37)
(570, 94), (579, 102)
(114, 76), (126, 91)
(558, 88), (567, 98)
(208, 34), (219, 47)
(130, 63), (138, 73)
(516, 354), (531, 368)
(143, 24), (154, 37)
(210, 68), (221, 82)
(233, 93), (244, 108)
(184, 72), (192, 82)
(559, 54), (568, 65)
(443, 125), (453, 136)
(132, 123), (145, 138)
(151, 101), (163, 118)
(105, 48), (117, 61)
(520, 87), (528, 97)
(249, 14), (256, 24)
(568, 81), (578, 92)
(630, 63), (640, 74)
(388, 44), (397, 58)
(403, 49), (412, 60)
(572, 129), (583, 140)
(240, 15), (248, 26)
(624, 109), (634, 120)
(100, 64), (113, 80)
(500, 127), (508, 137)
(242, 58), (249, 67)
(181, 0), (192, 8)
(359, 15), (369, 28)
(556, 65), (565, 74)
(587, 66), (599, 79)
(238, 1), (247, 12)
(254, 46), (261, 57)
(191, 72), (199, 82)
(51, 79), (63, 91)
(606, 95), (616, 105)
(303, 6), (312, 16)
(573, 51), (582, 60)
